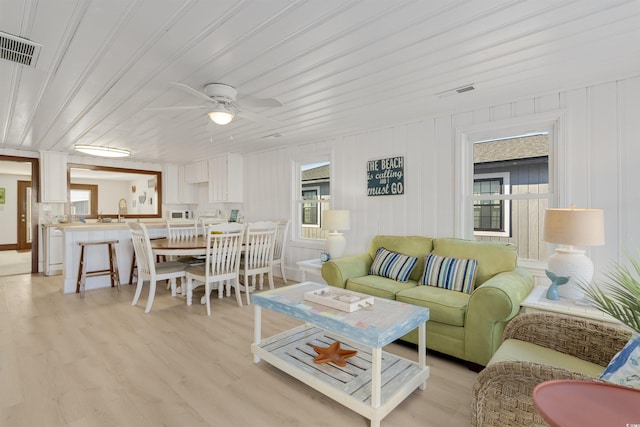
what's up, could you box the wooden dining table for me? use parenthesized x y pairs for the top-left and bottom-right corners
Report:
(149, 236), (208, 257)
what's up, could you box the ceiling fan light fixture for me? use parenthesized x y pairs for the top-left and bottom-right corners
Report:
(208, 106), (235, 125)
(74, 144), (131, 158)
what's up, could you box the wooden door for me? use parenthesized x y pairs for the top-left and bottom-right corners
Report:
(17, 180), (31, 250)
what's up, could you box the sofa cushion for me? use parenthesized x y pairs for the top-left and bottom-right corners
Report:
(432, 238), (517, 285)
(346, 275), (417, 300)
(489, 339), (605, 378)
(599, 334), (640, 389)
(369, 247), (418, 282)
(419, 253), (478, 293)
(396, 285), (469, 327)
(368, 236), (433, 282)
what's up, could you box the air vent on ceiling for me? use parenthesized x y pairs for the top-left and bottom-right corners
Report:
(0, 31), (42, 67)
(437, 84), (476, 98)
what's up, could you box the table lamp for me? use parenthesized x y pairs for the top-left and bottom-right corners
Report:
(542, 205), (604, 300)
(322, 210), (350, 260)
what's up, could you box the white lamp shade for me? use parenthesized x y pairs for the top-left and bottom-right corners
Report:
(543, 208), (604, 247)
(322, 210), (350, 232)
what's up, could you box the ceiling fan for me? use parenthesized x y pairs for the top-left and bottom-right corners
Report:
(148, 82), (283, 126)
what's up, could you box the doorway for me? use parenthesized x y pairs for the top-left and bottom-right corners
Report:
(0, 155), (39, 275)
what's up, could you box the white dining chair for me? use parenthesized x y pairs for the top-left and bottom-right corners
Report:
(185, 223), (245, 315)
(199, 216), (226, 236)
(272, 219), (290, 284)
(166, 219), (198, 240)
(239, 221), (277, 305)
(128, 222), (188, 313)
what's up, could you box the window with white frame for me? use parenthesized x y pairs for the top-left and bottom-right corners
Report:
(296, 160), (330, 241)
(460, 126), (556, 263)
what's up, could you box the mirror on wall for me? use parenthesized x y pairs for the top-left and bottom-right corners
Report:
(67, 163), (162, 219)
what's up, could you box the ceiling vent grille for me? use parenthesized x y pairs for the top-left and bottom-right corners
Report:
(0, 31), (42, 67)
(437, 84), (476, 98)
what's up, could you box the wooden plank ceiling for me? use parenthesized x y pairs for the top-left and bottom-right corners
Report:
(1, 0), (639, 165)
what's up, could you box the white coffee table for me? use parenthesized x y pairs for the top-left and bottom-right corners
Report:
(251, 282), (430, 427)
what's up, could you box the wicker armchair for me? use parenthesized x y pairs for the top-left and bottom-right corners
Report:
(471, 312), (632, 427)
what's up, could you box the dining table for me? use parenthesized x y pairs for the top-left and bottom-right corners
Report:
(149, 236), (209, 257)
(149, 236), (209, 297)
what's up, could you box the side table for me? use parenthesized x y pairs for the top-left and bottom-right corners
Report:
(521, 285), (618, 323)
(296, 258), (324, 282)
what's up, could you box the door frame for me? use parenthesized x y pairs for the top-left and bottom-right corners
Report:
(0, 155), (39, 273)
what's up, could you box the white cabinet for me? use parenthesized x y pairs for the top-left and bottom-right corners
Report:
(184, 160), (208, 183)
(43, 225), (64, 275)
(164, 164), (197, 204)
(208, 153), (243, 203)
(179, 165), (197, 203)
(40, 151), (68, 202)
(164, 164), (180, 204)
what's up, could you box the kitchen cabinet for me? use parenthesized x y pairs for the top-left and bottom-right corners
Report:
(164, 164), (197, 204)
(43, 225), (64, 275)
(40, 151), (68, 202)
(184, 160), (208, 183)
(208, 153), (243, 203)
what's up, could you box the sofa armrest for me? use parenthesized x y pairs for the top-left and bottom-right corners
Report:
(464, 268), (534, 366)
(321, 253), (372, 288)
(503, 312), (632, 366)
(471, 361), (595, 427)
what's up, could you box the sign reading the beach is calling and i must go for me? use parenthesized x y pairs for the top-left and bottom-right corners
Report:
(367, 156), (404, 196)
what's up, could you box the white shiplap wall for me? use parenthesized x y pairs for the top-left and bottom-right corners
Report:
(243, 75), (640, 282)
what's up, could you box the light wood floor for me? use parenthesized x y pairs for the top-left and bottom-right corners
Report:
(0, 273), (477, 426)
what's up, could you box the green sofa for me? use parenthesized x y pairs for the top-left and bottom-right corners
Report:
(321, 235), (534, 366)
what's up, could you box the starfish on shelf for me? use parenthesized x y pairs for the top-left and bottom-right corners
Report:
(312, 341), (357, 367)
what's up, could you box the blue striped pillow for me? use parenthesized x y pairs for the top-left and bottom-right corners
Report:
(369, 247), (418, 282)
(420, 253), (478, 293)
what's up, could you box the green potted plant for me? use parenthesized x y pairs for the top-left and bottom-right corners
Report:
(580, 254), (640, 335)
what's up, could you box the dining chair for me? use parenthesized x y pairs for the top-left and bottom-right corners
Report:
(272, 219), (290, 284)
(185, 223), (245, 315)
(166, 219), (198, 240)
(199, 216), (226, 236)
(239, 221), (277, 305)
(128, 222), (188, 313)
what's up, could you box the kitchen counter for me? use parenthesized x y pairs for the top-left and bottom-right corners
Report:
(53, 221), (168, 294)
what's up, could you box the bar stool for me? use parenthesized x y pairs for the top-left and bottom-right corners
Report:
(76, 240), (121, 297)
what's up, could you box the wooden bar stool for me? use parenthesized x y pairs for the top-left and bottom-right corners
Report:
(76, 240), (121, 297)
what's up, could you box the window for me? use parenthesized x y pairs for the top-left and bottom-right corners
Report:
(459, 125), (556, 263)
(297, 160), (330, 241)
(69, 184), (98, 216)
(473, 172), (510, 236)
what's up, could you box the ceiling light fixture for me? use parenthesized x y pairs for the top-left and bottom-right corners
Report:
(74, 144), (131, 158)
(208, 105), (235, 125)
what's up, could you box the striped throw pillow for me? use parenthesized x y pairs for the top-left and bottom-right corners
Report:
(420, 253), (478, 293)
(369, 247), (418, 282)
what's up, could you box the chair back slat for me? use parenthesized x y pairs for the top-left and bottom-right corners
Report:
(128, 222), (155, 276)
(166, 219), (198, 240)
(205, 223), (245, 280)
(244, 222), (277, 271)
(272, 219), (290, 261)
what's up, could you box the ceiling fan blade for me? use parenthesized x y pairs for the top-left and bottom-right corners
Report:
(236, 109), (283, 127)
(237, 95), (283, 109)
(144, 105), (207, 111)
(170, 82), (216, 104)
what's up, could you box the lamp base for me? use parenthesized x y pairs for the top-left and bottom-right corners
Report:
(547, 247), (594, 300)
(326, 232), (346, 260)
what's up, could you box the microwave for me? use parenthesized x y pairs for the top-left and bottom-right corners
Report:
(169, 210), (193, 220)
